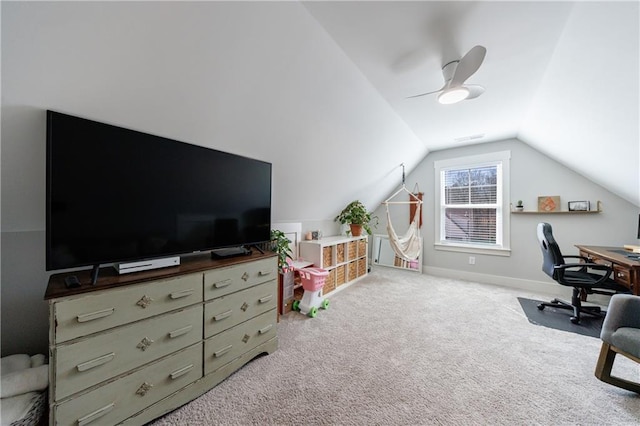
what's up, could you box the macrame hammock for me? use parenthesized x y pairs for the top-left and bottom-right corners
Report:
(383, 165), (423, 262)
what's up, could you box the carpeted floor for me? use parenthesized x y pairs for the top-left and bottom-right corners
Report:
(517, 297), (604, 338)
(150, 268), (640, 425)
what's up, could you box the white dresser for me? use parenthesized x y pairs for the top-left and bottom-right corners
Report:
(45, 252), (278, 425)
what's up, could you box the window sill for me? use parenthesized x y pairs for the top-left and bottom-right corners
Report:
(434, 243), (511, 257)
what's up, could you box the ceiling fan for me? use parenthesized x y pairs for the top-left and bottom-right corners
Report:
(408, 45), (486, 104)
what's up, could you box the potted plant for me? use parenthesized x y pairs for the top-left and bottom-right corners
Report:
(515, 200), (524, 212)
(271, 229), (293, 272)
(334, 200), (378, 236)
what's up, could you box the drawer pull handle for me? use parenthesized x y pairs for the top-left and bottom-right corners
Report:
(136, 337), (154, 351)
(214, 279), (232, 289)
(136, 295), (154, 309)
(214, 345), (232, 358)
(259, 269), (273, 276)
(259, 295), (273, 304)
(76, 353), (115, 372)
(168, 325), (193, 338)
(170, 364), (194, 380)
(170, 289), (194, 299)
(135, 381), (153, 397)
(259, 324), (273, 334)
(241, 272), (250, 281)
(76, 308), (114, 323)
(213, 310), (233, 321)
(77, 403), (115, 426)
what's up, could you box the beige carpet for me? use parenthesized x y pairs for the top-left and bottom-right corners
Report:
(151, 267), (640, 425)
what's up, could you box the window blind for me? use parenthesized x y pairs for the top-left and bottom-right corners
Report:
(443, 165), (498, 244)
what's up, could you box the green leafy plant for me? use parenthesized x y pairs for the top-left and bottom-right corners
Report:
(271, 229), (293, 272)
(334, 200), (378, 235)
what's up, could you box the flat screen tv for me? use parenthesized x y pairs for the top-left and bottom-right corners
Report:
(46, 110), (272, 276)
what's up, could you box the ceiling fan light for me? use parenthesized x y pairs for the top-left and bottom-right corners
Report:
(438, 87), (470, 104)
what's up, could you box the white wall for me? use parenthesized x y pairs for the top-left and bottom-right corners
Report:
(374, 139), (639, 294)
(0, 2), (423, 355)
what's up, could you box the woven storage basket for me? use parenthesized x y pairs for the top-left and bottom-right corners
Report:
(357, 239), (366, 256)
(347, 241), (357, 260)
(336, 243), (345, 263)
(357, 258), (366, 276)
(348, 261), (357, 281)
(322, 269), (336, 295)
(336, 265), (346, 286)
(322, 246), (333, 267)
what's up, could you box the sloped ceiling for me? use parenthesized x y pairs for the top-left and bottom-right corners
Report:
(1, 1), (638, 236)
(303, 1), (640, 208)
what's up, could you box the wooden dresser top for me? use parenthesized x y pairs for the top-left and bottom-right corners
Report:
(45, 250), (276, 300)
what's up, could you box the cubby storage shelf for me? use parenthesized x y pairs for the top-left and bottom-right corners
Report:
(298, 235), (368, 298)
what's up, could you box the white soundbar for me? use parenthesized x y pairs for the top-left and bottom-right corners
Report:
(114, 256), (180, 274)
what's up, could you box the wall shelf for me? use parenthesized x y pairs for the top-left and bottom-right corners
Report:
(511, 201), (602, 214)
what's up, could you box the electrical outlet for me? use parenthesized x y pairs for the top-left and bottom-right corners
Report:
(469, 256), (476, 265)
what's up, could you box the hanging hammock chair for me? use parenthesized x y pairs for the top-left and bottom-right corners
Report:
(383, 184), (423, 261)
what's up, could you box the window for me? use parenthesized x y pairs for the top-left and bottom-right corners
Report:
(434, 151), (510, 255)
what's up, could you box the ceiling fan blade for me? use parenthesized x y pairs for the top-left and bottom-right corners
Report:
(450, 45), (486, 86)
(406, 90), (442, 99)
(406, 83), (447, 99)
(464, 84), (485, 100)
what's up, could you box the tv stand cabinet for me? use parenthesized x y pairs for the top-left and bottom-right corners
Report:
(45, 251), (278, 425)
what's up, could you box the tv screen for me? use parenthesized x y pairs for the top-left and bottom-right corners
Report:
(46, 110), (272, 271)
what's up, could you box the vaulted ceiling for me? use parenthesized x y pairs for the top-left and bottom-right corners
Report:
(303, 1), (639, 208)
(1, 2), (638, 234)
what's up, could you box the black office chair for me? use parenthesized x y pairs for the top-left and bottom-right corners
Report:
(536, 222), (628, 324)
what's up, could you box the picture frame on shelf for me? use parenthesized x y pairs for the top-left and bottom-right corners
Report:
(537, 196), (561, 212)
(568, 200), (590, 211)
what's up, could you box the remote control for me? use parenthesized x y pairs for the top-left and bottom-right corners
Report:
(64, 275), (81, 288)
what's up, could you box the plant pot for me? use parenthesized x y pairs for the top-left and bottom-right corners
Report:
(349, 224), (363, 236)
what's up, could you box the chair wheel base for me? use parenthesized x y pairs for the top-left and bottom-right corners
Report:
(535, 297), (606, 325)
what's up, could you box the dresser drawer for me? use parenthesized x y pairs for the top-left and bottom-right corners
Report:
(54, 273), (203, 343)
(204, 257), (276, 301)
(204, 280), (277, 338)
(54, 343), (202, 426)
(204, 309), (277, 374)
(54, 306), (202, 400)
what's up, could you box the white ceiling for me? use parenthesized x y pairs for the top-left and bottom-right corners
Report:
(303, 1), (640, 207)
(1, 1), (637, 233)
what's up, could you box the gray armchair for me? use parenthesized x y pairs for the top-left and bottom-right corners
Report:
(594, 294), (640, 393)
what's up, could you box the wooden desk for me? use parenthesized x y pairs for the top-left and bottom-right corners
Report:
(576, 245), (640, 295)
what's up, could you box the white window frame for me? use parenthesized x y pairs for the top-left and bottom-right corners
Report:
(434, 151), (511, 256)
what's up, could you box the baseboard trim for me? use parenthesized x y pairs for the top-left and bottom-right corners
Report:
(422, 266), (567, 298)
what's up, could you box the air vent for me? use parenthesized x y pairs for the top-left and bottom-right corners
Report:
(454, 133), (485, 143)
